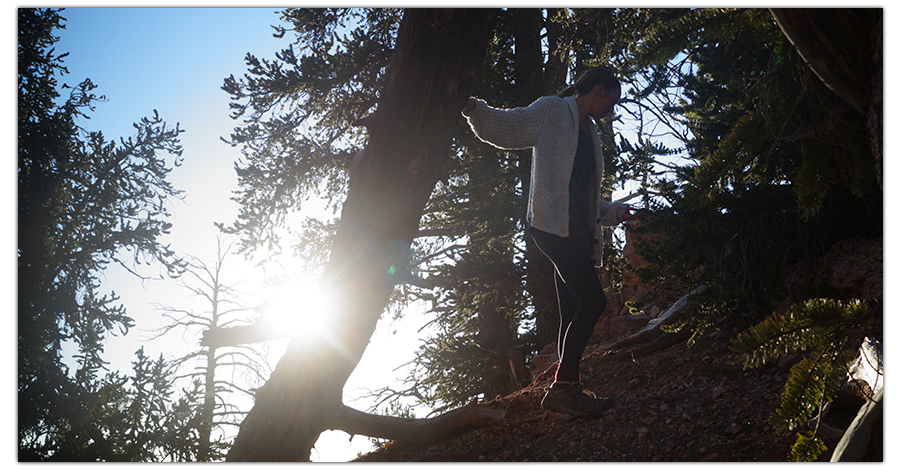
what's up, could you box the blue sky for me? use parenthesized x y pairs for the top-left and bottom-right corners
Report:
(54, 7), (285, 245)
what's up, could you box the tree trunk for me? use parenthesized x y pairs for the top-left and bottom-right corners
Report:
(769, 8), (882, 188)
(226, 8), (498, 461)
(542, 8), (570, 96)
(769, 8), (877, 115)
(512, 8), (562, 351)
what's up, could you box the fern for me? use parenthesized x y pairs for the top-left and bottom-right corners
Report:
(732, 298), (879, 461)
(774, 350), (850, 434)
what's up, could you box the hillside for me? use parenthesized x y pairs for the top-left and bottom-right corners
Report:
(356, 326), (884, 462)
(355, 330), (787, 462)
(354, 235), (883, 463)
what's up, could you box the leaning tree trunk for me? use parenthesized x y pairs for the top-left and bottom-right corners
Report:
(226, 8), (498, 461)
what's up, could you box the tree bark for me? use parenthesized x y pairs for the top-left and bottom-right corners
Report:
(769, 8), (877, 115)
(830, 388), (883, 462)
(333, 404), (505, 445)
(769, 8), (883, 188)
(226, 8), (498, 461)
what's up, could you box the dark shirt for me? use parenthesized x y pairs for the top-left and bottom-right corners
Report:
(567, 127), (595, 246)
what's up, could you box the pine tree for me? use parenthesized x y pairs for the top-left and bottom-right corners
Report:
(220, 7), (701, 414)
(224, 9), (499, 460)
(624, 8), (882, 330)
(221, 7), (546, 413)
(18, 8), (193, 460)
(623, 8), (883, 461)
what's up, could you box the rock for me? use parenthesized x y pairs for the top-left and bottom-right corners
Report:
(726, 423), (744, 434)
(619, 220), (684, 313)
(817, 236), (882, 301)
(777, 353), (801, 371)
(637, 427), (650, 441)
(662, 441), (676, 454)
(532, 343), (559, 374)
(781, 236), (883, 311)
(711, 386), (728, 400)
(846, 337), (883, 396)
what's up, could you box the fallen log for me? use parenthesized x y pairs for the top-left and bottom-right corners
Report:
(830, 388), (882, 462)
(830, 337), (883, 462)
(599, 286), (705, 359)
(604, 331), (691, 361)
(333, 403), (506, 445)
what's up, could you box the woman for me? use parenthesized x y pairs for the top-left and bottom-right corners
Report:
(461, 67), (639, 418)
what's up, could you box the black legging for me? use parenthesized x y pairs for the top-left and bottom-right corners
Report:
(529, 222), (607, 374)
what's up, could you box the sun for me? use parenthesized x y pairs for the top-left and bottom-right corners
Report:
(264, 279), (336, 342)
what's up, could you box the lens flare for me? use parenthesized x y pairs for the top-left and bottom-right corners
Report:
(265, 280), (334, 341)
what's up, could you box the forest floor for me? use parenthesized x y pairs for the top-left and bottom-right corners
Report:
(354, 328), (872, 463)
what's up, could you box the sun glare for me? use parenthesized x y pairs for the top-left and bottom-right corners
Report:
(265, 280), (336, 341)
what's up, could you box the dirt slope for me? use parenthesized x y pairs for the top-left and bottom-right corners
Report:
(355, 331), (807, 462)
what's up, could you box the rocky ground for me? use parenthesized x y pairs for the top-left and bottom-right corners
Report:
(354, 328), (878, 463)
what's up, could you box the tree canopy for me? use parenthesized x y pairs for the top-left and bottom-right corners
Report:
(220, 7), (880, 460)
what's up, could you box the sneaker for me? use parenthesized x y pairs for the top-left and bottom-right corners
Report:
(540, 381), (616, 418)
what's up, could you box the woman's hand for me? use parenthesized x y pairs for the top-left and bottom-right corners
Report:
(622, 208), (646, 221)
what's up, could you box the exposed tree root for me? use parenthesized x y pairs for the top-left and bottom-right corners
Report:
(333, 404), (506, 445)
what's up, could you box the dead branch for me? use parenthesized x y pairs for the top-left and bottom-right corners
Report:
(600, 286), (705, 359)
(201, 319), (281, 348)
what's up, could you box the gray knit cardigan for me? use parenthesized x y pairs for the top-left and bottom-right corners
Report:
(462, 95), (629, 267)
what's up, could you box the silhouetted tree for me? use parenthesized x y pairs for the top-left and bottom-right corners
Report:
(18, 8), (191, 460)
(219, 7), (682, 416)
(151, 235), (272, 461)
(218, 7), (882, 462)
(627, 8), (881, 329)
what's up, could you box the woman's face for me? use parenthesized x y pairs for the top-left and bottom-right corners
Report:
(588, 84), (621, 120)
